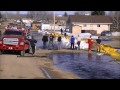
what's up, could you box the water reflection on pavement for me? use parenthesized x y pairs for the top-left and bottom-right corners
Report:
(49, 53), (120, 79)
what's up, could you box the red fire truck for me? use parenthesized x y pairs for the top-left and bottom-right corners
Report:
(0, 29), (30, 56)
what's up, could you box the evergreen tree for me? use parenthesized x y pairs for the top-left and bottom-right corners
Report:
(63, 12), (68, 17)
(0, 12), (2, 19)
(74, 12), (79, 15)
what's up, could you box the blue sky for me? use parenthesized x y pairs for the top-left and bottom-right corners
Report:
(1, 11), (109, 15)
(20, 11), (109, 15)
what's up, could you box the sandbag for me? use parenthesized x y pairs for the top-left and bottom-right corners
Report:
(100, 44), (120, 60)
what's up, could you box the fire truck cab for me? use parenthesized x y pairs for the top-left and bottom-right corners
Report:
(0, 29), (30, 56)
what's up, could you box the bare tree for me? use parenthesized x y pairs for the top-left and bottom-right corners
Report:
(108, 11), (120, 31)
(27, 11), (51, 21)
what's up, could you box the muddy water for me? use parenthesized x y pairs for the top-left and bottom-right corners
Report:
(31, 32), (43, 48)
(49, 53), (120, 79)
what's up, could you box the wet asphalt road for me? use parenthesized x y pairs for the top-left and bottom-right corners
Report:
(49, 53), (120, 79)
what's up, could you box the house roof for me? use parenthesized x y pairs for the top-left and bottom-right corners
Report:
(56, 16), (68, 20)
(69, 15), (113, 23)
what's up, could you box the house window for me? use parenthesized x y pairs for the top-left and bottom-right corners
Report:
(97, 24), (100, 27)
(83, 24), (86, 27)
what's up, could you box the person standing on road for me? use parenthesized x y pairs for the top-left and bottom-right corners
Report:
(70, 35), (75, 50)
(48, 34), (54, 50)
(28, 36), (37, 55)
(88, 35), (93, 53)
(57, 35), (62, 50)
(61, 28), (63, 35)
(64, 32), (67, 38)
(42, 33), (48, 49)
(76, 35), (81, 50)
(96, 36), (101, 53)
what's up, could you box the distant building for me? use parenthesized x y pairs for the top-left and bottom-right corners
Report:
(66, 15), (113, 35)
(32, 21), (41, 30)
(42, 16), (68, 26)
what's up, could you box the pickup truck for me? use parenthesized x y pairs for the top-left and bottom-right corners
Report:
(0, 29), (30, 56)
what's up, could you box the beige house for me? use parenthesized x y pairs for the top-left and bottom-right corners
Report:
(66, 15), (113, 35)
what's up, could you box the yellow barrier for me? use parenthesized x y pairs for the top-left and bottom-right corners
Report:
(51, 32), (71, 39)
(51, 32), (89, 41)
(100, 44), (120, 60)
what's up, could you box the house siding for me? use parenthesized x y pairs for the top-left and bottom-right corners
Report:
(70, 23), (111, 34)
(72, 25), (82, 34)
(81, 24), (110, 34)
(66, 15), (113, 35)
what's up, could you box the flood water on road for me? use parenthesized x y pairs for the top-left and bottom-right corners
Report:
(49, 53), (120, 79)
(31, 31), (120, 79)
(31, 32), (43, 48)
(32, 32), (59, 49)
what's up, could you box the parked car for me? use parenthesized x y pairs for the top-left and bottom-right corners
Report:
(101, 31), (111, 36)
(64, 28), (69, 32)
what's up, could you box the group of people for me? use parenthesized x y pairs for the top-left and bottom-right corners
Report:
(42, 33), (62, 50)
(29, 32), (102, 55)
(69, 35), (101, 54)
(70, 35), (81, 50)
(88, 35), (101, 53)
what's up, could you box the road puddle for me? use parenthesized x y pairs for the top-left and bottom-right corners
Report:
(49, 53), (120, 79)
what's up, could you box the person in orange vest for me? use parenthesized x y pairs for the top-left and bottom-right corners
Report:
(88, 35), (93, 53)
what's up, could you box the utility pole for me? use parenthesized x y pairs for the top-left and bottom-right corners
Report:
(53, 11), (55, 32)
(5, 11), (8, 19)
(16, 11), (20, 19)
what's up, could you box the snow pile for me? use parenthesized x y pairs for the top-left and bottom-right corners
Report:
(91, 36), (98, 39)
(61, 37), (88, 49)
(112, 32), (120, 36)
(79, 41), (88, 49)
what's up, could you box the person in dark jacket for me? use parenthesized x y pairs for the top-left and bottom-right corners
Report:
(42, 33), (48, 49)
(60, 28), (63, 35)
(64, 32), (67, 38)
(28, 36), (37, 55)
(57, 35), (62, 50)
(96, 36), (101, 53)
(48, 34), (54, 49)
(70, 35), (75, 50)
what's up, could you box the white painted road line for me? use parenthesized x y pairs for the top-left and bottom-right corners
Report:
(40, 67), (52, 79)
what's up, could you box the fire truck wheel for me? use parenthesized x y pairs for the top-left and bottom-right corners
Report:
(25, 49), (30, 53)
(20, 50), (25, 56)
